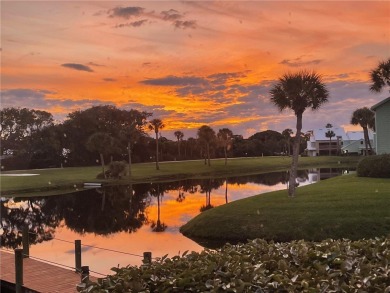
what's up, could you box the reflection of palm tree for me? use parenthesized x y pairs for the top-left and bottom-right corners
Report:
(150, 185), (167, 232)
(199, 178), (223, 212)
(225, 178), (228, 204)
(270, 71), (329, 197)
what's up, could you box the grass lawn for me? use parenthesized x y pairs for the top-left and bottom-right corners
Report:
(180, 174), (390, 243)
(0, 156), (359, 197)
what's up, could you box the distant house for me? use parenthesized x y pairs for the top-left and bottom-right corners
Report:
(371, 97), (390, 155)
(306, 127), (374, 156)
(306, 127), (348, 156)
(341, 131), (375, 156)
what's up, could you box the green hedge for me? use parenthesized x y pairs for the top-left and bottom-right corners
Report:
(81, 237), (390, 292)
(357, 154), (390, 178)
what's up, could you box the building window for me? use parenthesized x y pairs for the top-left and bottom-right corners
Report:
(360, 141), (363, 144)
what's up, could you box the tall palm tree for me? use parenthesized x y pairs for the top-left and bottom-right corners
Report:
(325, 124), (335, 156)
(370, 58), (390, 94)
(197, 125), (216, 167)
(270, 71), (329, 197)
(148, 119), (164, 170)
(174, 130), (184, 159)
(217, 128), (233, 165)
(351, 107), (375, 155)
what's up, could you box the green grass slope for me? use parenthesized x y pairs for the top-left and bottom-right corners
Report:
(180, 174), (390, 242)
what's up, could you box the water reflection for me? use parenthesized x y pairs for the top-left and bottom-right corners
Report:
(0, 169), (350, 274)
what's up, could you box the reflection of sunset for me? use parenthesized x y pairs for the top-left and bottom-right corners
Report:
(20, 179), (300, 276)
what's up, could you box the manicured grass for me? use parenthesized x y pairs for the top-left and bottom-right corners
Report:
(180, 174), (390, 243)
(0, 156), (359, 197)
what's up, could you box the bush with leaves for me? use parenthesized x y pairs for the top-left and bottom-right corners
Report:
(357, 154), (390, 178)
(81, 237), (390, 292)
(109, 161), (128, 179)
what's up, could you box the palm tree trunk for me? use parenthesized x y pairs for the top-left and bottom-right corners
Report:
(329, 138), (332, 156)
(178, 140), (181, 159)
(100, 153), (106, 179)
(127, 141), (132, 177)
(207, 143), (211, 166)
(289, 113), (302, 197)
(363, 127), (373, 155)
(224, 145), (227, 166)
(155, 132), (160, 170)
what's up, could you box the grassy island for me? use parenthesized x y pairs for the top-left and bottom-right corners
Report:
(180, 174), (390, 244)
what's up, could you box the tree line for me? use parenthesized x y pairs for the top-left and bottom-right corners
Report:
(0, 105), (300, 171)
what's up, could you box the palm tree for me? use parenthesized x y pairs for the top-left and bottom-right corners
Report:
(325, 124), (335, 156)
(148, 119), (165, 170)
(370, 58), (390, 94)
(174, 130), (184, 159)
(270, 71), (329, 197)
(197, 125), (216, 167)
(281, 128), (293, 155)
(351, 107), (375, 155)
(217, 128), (233, 165)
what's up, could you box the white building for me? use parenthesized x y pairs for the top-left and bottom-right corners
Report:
(306, 127), (348, 156)
(341, 131), (375, 155)
(306, 127), (374, 156)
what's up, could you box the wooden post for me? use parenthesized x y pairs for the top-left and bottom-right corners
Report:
(75, 240), (81, 273)
(22, 226), (29, 258)
(143, 251), (152, 264)
(81, 266), (89, 283)
(15, 248), (23, 293)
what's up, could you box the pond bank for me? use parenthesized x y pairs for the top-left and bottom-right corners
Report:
(1, 156), (359, 197)
(180, 174), (390, 244)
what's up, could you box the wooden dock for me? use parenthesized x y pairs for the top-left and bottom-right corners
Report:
(1, 251), (96, 293)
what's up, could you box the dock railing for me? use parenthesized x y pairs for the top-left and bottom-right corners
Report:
(2, 225), (154, 293)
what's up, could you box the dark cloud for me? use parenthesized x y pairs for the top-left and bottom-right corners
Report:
(108, 6), (145, 19)
(140, 75), (208, 86)
(161, 9), (183, 21)
(61, 63), (94, 72)
(115, 19), (148, 28)
(1, 89), (55, 106)
(122, 102), (175, 119)
(280, 56), (322, 67)
(88, 62), (105, 67)
(102, 78), (116, 82)
(207, 72), (249, 85)
(173, 20), (197, 29)
(0, 88), (112, 121)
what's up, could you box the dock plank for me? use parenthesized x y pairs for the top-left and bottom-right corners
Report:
(1, 251), (97, 293)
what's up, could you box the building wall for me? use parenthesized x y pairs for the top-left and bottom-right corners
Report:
(375, 101), (390, 154)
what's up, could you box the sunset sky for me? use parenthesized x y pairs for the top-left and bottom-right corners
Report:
(1, 1), (389, 139)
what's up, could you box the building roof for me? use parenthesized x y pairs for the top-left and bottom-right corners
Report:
(345, 131), (373, 140)
(311, 127), (348, 141)
(371, 97), (390, 111)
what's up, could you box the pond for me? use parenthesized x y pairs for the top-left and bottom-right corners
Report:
(1, 168), (352, 276)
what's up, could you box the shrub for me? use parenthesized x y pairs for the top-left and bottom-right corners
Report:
(81, 237), (390, 292)
(357, 154), (390, 178)
(109, 161), (128, 179)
